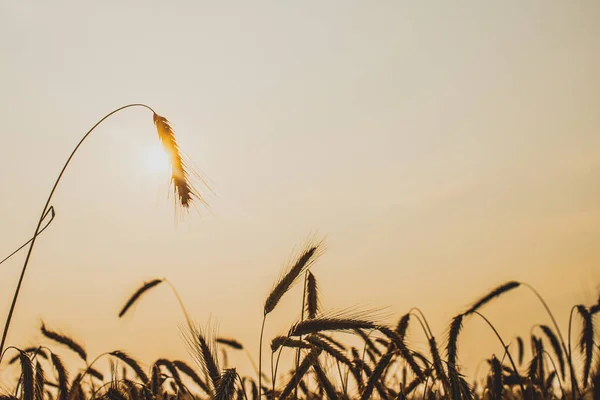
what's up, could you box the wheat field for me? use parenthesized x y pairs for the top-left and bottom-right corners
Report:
(0, 105), (598, 400)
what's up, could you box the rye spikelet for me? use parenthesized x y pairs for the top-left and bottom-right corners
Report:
(288, 317), (376, 337)
(378, 326), (424, 380)
(279, 348), (322, 400)
(403, 370), (429, 395)
(118, 279), (164, 318)
(215, 369), (237, 400)
(538, 325), (565, 378)
(395, 313), (411, 339)
(183, 323), (221, 392)
(153, 113), (200, 208)
(459, 375), (474, 400)
(577, 305), (594, 386)
(109, 351), (149, 385)
(264, 238), (324, 315)
(304, 335), (353, 368)
(446, 314), (464, 368)
(305, 272), (320, 319)
(150, 364), (161, 395)
(428, 337), (450, 391)
(9, 347), (47, 364)
(315, 334), (346, 351)
(68, 374), (84, 400)
(50, 353), (69, 400)
(312, 362), (338, 400)
(172, 360), (210, 394)
(490, 356), (503, 400)
(446, 314), (464, 398)
(34, 361), (45, 400)
(19, 352), (34, 400)
(87, 366), (104, 381)
(155, 359), (185, 392)
(360, 351), (392, 400)
(216, 338), (243, 350)
(464, 281), (520, 315)
(40, 322), (87, 361)
(270, 336), (312, 352)
(516, 336), (524, 365)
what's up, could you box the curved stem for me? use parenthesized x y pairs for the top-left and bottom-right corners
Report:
(294, 272), (308, 400)
(163, 278), (193, 329)
(472, 311), (526, 397)
(258, 314), (266, 399)
(0, 103), (155, 360)
(542, 350), (565, 398)
(408, 311), (432, 341)
(236, 373), (250, 400)
(409, 307), (433, 339)
(521, 282), (579, 397)
(0, 206), (56, 267)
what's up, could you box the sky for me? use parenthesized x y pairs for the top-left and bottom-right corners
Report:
(1, 0), (599, 384)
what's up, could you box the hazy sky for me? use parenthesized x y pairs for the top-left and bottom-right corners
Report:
(1, 0), (599, 382)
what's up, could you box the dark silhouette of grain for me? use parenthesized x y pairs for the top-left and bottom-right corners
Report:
(118, 279), (164, 318)
(40, 323), (87, 362)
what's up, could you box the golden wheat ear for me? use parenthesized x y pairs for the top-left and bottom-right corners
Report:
(153, 112), (203, 209)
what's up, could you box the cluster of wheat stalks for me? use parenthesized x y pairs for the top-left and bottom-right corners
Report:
(1, 105), (599, 399)
(3, 238), (600, 400)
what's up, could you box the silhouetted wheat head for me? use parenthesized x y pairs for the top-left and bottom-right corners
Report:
(152, 113), (202, 209)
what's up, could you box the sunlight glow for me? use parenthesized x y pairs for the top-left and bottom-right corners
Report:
(144, 142), (171, 175)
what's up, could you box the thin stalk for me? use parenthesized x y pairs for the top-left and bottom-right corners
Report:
(521, 282), (579, 397)
(472, 311), (526, 397)
(409, 308), (433, 339)
(0, 207), (55, 267)
(236, 373), (250, 400)
(258, 314), (266, 399)
(567, 305), (577, 392)
(542, 350), (565, 398)
(0, 103), (155, 360)
(294, 272), (309, 400)
(164, 279), (193, 329)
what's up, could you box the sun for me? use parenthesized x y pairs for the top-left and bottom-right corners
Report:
(144, 141), (171, 175)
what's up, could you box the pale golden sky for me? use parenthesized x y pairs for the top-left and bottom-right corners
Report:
(0, 0), (599, 381)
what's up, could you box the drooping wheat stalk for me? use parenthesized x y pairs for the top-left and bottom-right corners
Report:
(536, 325), (565, 378)
(153, 113), (202, 209)
(289, 318), (376, 337)
(258, 236), (324, 397)
(18, 351), (34, 400)
(50, 353), (69, 400)
(464, 281), (520, 316)
(40, 323), (87, 362)
(216, 338), (244, 350)
(118, 279), (164, 318)
(0, 104), (204, 360)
